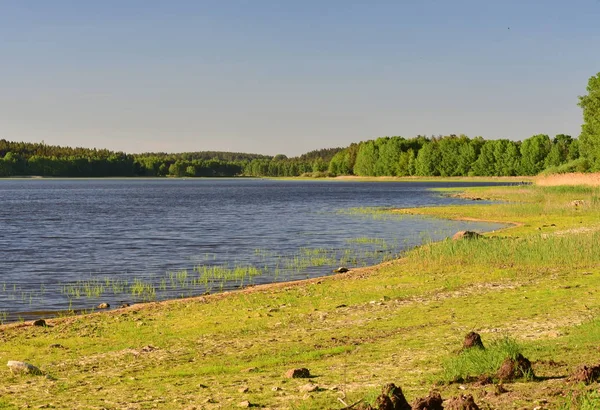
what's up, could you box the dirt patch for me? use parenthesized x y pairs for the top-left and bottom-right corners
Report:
(382, 383), (411, 410)
(569, 364), (600, 384)
(462, 331), (484, 350)
(452, 231), (483, 241)
(496, 354), (534, 381)
(411, 392), (443, 410)
(445, 394), (480, 410)
(284, 368), (311, 379)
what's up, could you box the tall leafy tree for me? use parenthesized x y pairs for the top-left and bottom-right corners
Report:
(471, 141), (496, 176)
(354, 141), (379, 176)
(415, 141), (441, 176)
(578, 72), (600, 169)
(520, 134), (552, 175)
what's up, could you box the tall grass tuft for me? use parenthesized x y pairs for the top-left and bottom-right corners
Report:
(440, 336), (524, 383)
(409, 231), (600, 270)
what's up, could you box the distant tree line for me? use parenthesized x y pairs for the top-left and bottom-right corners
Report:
(0, 134), (589, 178)
(327, 133), (585, 177)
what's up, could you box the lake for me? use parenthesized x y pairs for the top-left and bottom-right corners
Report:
(0, 179), (508, 321)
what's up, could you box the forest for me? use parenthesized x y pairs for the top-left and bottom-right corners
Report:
(1, 72), (598, 178)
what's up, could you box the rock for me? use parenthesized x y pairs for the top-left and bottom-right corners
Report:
(446, 394), (480, 410)
(334, 267), (350, 273)
(32, 319), (47, 327)
(381, 383), (411, 410)
(411, 391), (443, 410)
(97, 303), (110, 309)
(569, 364), (600, 384)
(238, 400), (251, 408)
(496, 354), (534, 381)
(119, 303), (131, 308)
(462, 332), (484, 350)
(452, 231), (482, 241)
(299, 383), (319, 392)
(271, 386), (282, 391)
(238, 386), (249, 393)
(7, 360), (43, 375)
(285, 368), (311, 378)
(571, 200), (585, 207)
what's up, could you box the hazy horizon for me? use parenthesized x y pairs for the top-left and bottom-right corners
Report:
(1, 1), (599, 156)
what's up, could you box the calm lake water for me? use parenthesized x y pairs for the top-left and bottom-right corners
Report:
(0, 179), (508, 321)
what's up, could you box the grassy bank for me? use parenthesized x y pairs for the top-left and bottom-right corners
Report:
(1, 182), (599, 409)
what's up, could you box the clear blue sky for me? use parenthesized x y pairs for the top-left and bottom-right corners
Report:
(1, 1), (598, 156)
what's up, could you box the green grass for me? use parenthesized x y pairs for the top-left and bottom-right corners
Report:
(559, 391), (600, 410)
(439, 337), (527, 383)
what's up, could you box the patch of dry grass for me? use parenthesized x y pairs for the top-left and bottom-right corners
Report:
(536, 172), (600, 187)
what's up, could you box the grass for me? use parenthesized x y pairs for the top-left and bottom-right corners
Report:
(1, 179), (600, 409)
(439, 337), (527, 383)
(559, 391), (600, 410)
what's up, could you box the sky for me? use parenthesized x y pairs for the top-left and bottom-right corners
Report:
(0, 1), (599, 156)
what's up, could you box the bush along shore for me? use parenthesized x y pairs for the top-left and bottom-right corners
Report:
(1, 179), (600, 409)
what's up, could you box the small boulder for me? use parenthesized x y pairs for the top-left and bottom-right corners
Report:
(496, 354), (534, 381)
(452, 231), (482, 241)
(446, 394), (480, 410)
(238, 400), (251, 408)
(32, 319), (47, 327)
(334, 267), (350, 273)
(411, 391), (443, 410)
(569, 364), (600, 384)
(7, 361), (43, 376)
(285, 368), (311, 378)
(97, 303), (110, 309)
(462, 332), (484, 350)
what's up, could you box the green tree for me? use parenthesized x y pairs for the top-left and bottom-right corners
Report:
(520, 134), (552, 175)
(438, 136), (464, 176)
(354, 141), (378, 176)
(471, 141), (496, 176)
(415, 141), (441, 176)
(328, 150), (351, 175)
(578, 72), (600, 169)
(376, 137), (403, 176)
(169, 160), (187, 177)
